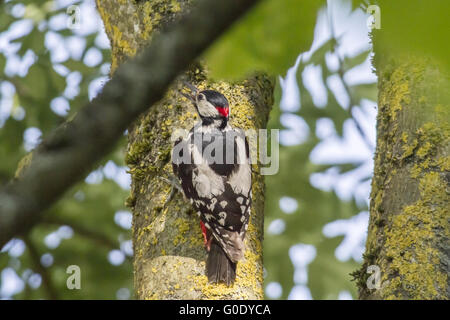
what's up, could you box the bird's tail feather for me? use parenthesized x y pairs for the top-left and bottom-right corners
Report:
(206, 239), (236, 285)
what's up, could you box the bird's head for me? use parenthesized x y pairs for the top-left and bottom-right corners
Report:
(182, 82), (230, 123)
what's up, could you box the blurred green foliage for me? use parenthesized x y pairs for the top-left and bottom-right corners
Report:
(0, 0), (381, 300)
(0, 0), (132, 299)
(205, 0), (325, 79)
(264, 41), (375, 299)
(371, 0), (450, 73)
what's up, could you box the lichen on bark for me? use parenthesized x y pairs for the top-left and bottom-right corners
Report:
(97, 0), (274, 299)
(358, 55), (450, 299)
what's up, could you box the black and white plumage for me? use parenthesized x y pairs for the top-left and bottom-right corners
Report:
(172, 84), (252, 285)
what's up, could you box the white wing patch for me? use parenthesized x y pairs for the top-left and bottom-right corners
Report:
(191, 143), (225, 198)
(227, 133), (251, 195)
(218, 211), (227, 226)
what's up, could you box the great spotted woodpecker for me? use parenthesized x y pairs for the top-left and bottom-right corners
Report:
(172, 83), (252, 285)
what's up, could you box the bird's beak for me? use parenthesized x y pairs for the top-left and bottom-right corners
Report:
(181, 81), (199, 103)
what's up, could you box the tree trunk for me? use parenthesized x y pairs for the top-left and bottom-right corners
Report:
(358, 54), (449, 299)
(354, 1), (450, 300)
(97, 0), (273, 299)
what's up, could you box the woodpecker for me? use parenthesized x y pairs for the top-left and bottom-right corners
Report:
(172, 82), (252, 285)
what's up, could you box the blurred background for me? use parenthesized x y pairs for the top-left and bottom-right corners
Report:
(0, 0), (377, 299)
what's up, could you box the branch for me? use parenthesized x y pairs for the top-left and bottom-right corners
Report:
(42, 216), (119, 249)
(23, 235), (58, 300)
(0, 0), (260, 248)
(42, 216), (132, 262)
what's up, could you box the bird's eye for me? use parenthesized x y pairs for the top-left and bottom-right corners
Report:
(198, 94), (204, 100)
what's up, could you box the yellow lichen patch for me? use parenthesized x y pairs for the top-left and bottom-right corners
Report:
(410, 164), (422, 179)
(381, 67), (411, 122)
(193, 275), (240, 299)
(172, 217), (190, 246)
(382, 172), (448, 299)
(435, 155), (450, 172)
(144, 292), (159, 300)
(401, 132), (408, 143)
(112, 25), (137, 57)
(14, 152), (33, 178)
(189, 233), (204, 248)
(416, 141), (432, 158)
(96, 0), (143, 74)
(401, 137), (418, 160)
(405, 121), (448, 179)
(138, 0), (186, 41)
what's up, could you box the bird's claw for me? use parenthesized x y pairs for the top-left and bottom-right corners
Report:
(159, 175), (183, 206)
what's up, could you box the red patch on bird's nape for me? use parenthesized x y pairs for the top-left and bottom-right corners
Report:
(215, 106), (229, 117)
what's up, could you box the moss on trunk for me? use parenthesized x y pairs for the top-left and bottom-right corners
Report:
(97, 0), (274, 299)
